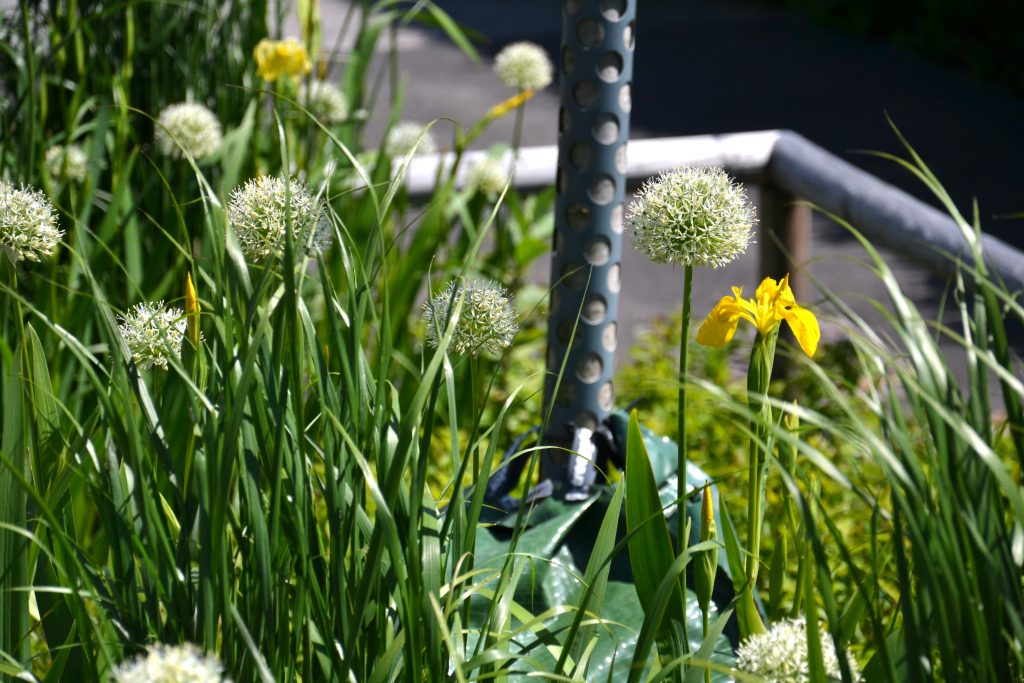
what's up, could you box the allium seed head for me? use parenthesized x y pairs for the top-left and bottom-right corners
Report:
(423, 279), (518, 356)
(494, 41), (554, 91)
(466, 156), (508, 196)
(385, 121), (437, 157)
(227, 176), (329, 261)
(0, 180), (62, 262)
(118, 301), (189, 371)
(628, 166), (754, 268)
(297, 80), (348, 124)
(736, 618), (859, 683)
(112, 642), (231, 683)
(45, 144), (88, 183)
(155, 103), (223, 160)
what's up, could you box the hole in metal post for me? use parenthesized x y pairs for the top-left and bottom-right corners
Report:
(615, 144), (628, 173)
(559, 107), (572, 134)
(600, 0), (626, 21)
(562, 46), (576, 74)
(573, 80), (599, 108)
(588, 174), (615, 205)
(602, 322), (618, 351)
(576, 353), (603, 384)
(575, 411), (598, 430)
(607, 263), (621, 293)
(584, 236), (611, 265)
(599, 381), (614, 411)
(610, 204), (624, 233)
(624, 22), (636, 50)
(592, 113), (620, 144)
(570, 142), (593, 169)
(597, 52), (623, 82)
(582, 295), (608, 325)
(566, 203), (590, 230)
(577, 19), (604, 49)
(619, 82), (632, 112)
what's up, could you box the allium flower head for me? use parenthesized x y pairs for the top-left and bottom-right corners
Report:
(385, 121), (437, 157)
(494, 41), (554, 91)
(736, 618), (859, 683)
(155, 103), (223, 160)
(112, 642), (230, 682)
(45, 144), (88, 182)
(423, 278), (518, 356)
(0, 180), (62, 262)
(298, 80), (348, 124)
(254, 37), (312, 82)
(118, 301), (189, 371)
(628, 166), (754, 268)
(466, 156), (508, 196)
(227, 176), (329, 260)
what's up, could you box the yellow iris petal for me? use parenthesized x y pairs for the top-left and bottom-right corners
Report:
(781, 304), (820, 357)
(696, 295), (743, 347)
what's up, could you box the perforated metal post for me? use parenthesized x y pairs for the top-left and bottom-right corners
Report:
(541, 0), (635, 490)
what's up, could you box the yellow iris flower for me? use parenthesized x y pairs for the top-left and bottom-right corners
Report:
(254, 38), (312, 82)
(696, 274), (820, 356)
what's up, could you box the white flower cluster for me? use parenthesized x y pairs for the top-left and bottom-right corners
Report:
(227, 176), (329, 261)
(736, 618), (859, 683)
(493, 41), (553, 91)
(628, 166), (754, 268)
(156, 102), (223, 160)
(466, 156), (508, 197)
(0, 180), (62, 262)
(45, 144), (88, 183)
(385, 121), (437, 157)
(423, 278), (518, 356)
(118, 301), (188, 370)
(112, 643), (230, 683)
(298, 80), (348, 124)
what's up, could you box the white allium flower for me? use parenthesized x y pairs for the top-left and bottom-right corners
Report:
(227, 176), (329, 260)
(118, 301), (188, 370)
(385, 121), (437, 157)
(466, 156), (508, 196)
(423, 278), (518, 356)
(112, 642), (230, 683)
(45, 144), (88, 183)
(627, 166), (754, 268)
(298, 80), (348, 124)
(155, 102), (223, 160)
(493, 41), (554, 91)
(736, 618), (859, 683)
(0, 180), (62, 262)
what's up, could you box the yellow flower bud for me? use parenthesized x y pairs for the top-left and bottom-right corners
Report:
(185, 272), (200, 348)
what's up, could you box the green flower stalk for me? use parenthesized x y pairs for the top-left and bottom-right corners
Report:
(695, 483), (719, 683)
(493, 41), (552, 155)
(697, 274), (820, 637)
(112, 643), (231, 682)
(627, 167), (754, 570)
